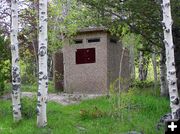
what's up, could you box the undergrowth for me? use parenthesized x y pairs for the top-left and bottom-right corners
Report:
(0, 88), (169, 134)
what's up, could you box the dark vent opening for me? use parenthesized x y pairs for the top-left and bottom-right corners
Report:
(110, 38), (117, 43)
(88, 38), (100, 43)
(76, 48), (96, 64)
(74, 39), (83, 44)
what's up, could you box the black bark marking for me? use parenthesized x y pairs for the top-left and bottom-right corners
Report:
(161, 22), (166, 30)
(165, 2), (170, 7)
(169, 70), (176, 75)
(14, 111), (18, 115)
(172, 62), (175, 66)
(41, 12), (45, 15)
(44, 18), (47, 22)
(163, 40), (169, 46)
(43, 75), (47, 79)
(39, 3), (43, 6)
(171, 98), (179, 105)
(165, 29), (170, 33)
(18, 104), (21, 110)
(175, 108), (180, 119)
(17, 77), (21, 83)
(39, 26), (43, 32)
(38, 82), (41, 85)
(170, 81), (176, 85)
(11, 45), (16, 50)
(36, 108), (40, 116)
(12, 66), (21, 82)
(37, 92), (41, 96)
(12, 84), (20, 91)
(39, 46), (46, 56)
(37, 103), (42, 107)
(45, 82), (48, 86)
(39, 72), (43, 75)
(15, 58), (19, 63)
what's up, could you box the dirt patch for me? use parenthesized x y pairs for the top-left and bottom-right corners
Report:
(1, 92), (103, 105)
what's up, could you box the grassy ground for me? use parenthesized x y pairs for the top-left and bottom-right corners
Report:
(3, 81), (55, 94)
(0, 88), (169, 134)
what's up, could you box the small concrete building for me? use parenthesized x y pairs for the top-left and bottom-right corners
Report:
(54, 27), (130, 94)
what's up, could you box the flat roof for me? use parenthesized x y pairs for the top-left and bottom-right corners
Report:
(77, 27), (109, 34)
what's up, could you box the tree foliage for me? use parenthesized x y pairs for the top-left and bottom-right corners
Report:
(0, 35), (10, 95)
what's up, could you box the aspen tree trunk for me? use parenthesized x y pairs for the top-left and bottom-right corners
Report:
(160, 47), (169, 97)
(37, 0), (48, 127)
(138, 51), (148, 81)
(117, 48), (125, 111)
(129, 45), (135, 80)
(162, 0), (180, 119)
(152, 51), (158, 88)
(10, 0), (22, 122)
(119, 48), (125, 91)
(139, 51), (143, 80)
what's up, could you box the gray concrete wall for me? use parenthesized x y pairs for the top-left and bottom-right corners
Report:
(107, 35), (130, 92)
(53, 50), (64, 92)
(107, 35), (122, 92)
(63, 32), (108, 94)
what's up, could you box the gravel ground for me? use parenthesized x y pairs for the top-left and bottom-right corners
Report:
(0, 92), (103, 105)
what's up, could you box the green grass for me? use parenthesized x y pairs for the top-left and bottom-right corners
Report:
(0, 88), (169, 134)
(3, 81), (55, 94)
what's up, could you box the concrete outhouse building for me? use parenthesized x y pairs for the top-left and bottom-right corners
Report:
(53, 27), (130, 94)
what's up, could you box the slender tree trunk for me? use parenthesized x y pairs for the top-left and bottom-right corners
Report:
(160, 47), (169, 97)
(119, 48), (125, 91)
(117, 48), (125, 112)
(138, 51), (148, 81)
(129, 45), (135, 80)
(162, 0), (180, 119)
(152, 51), (158, 88)
(10, 0), (22, 121)
(139, 51), (143, 80)
(37, 0), (48, 127)
(32, 39), (39, 77)
(48, 56), (53, 79)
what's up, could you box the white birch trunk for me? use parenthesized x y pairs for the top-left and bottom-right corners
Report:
(10, 0), (22, 122)
(162, 0), (180, 119)
(37, 0), (48, 127)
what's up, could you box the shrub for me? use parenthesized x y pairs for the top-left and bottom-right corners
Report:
(131, 80), (159, 88)
(0, 75), (5, 95)
(80, 106), (105, 120)
(21, 97), (36, 119)
(0, 35), (10, 95)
